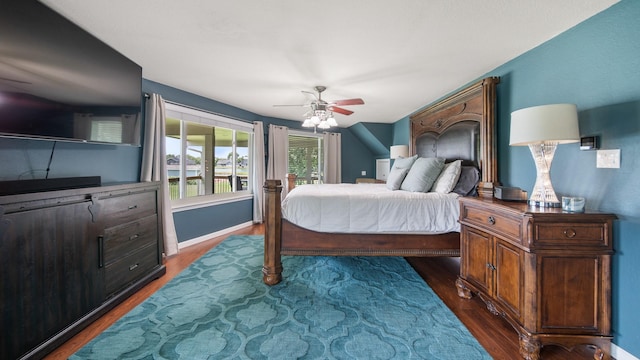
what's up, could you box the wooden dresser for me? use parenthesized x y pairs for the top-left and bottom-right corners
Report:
(456, 197), (615, 360)
(94, 186), (164, 297)
(0, 182), (166, 360)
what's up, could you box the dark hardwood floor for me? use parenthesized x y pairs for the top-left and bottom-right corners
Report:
(46, 224), (603, 359)
(407, 256), (602, 360)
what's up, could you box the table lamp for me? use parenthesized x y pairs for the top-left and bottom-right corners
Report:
(390, 145), (409, 159)
(509, 104), (580, 207)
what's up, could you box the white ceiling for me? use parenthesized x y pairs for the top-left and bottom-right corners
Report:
(40, 0), (618, 128)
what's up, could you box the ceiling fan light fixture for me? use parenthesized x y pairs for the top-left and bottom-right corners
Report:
(275, 86), (363, 131)
(327, 115), (338, 127)
(302, 118), (315, 128)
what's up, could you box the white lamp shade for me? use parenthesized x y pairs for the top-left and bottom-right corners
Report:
(390, 145), (409, 159)
(317, 120), (330, 129)
(510, 104), (580, 146)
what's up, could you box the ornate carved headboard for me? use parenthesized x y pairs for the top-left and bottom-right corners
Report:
(410, 77), (500, 198)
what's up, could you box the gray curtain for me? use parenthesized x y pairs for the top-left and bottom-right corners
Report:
(252, 121), (265, 223)
(140, 94), (179, 257)
(323, 131), (342, 184)
(267, 124), (289, 198)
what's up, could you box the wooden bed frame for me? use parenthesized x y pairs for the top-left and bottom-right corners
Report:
(263, 77), (500, 285)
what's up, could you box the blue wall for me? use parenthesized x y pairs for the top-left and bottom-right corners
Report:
(348, 123), (393, 158)
(0, 134), (141, 183)
(340, 127), (377, 181)
(392, 117), (410, 146)
(173, 200), (253, 241)
(393, 1), (640, 355)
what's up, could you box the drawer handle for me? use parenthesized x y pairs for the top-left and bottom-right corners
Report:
(129, 234), (140, 241)
(487, 216), (495, 225)
(128, 204), (138, 210)
(129, 263), (139, 271)
(98, 236), (104, 268)
(486, 263), (496, 271)
(563, 229), (577, 238)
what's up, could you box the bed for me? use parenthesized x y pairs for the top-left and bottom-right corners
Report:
(263, 77), (500, 285)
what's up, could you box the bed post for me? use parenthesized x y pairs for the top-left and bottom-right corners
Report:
(477, 76), (500, 199)
(286, 173), (297, 191)
(262, 180), (283, 285)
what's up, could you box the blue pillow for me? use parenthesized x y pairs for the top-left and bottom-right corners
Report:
(400, 157), (445, 192)
(392, 155), (418, 169)
(386, 167), (410, 190)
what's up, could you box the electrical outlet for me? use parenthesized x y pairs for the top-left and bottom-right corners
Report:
(361, 170), (367, 176)
(596, 149), (620, 168)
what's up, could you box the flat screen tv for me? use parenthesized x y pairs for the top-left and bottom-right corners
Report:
(0, 0), (142, 146)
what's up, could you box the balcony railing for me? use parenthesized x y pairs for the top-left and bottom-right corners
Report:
(294, 178), (319, 186)
(168, 175), (247, 200)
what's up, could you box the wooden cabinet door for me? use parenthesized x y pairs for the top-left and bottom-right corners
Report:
(538, 255), (605, 333)
(0, 199), (102, 360)
(494, 239), (523, 321)
(461, 227), (493, 294)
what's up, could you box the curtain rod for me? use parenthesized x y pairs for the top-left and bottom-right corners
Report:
(144, 92), (254, 124)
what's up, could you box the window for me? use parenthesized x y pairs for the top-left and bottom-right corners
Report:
(165, 103), (253, 206)
(90, 118), (122, 143)
(73, 113), (140, 145)
(288, 131), (323, 186)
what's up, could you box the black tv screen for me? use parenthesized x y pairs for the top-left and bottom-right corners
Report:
(0, 0), (142, 146)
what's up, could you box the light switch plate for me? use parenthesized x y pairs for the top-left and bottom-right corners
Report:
(596, 149), (620, 168)
(361, 170), (366, 176)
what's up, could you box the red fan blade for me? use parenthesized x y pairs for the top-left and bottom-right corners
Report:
(329, 106), (354, 115)
(333, 98), (364, 106)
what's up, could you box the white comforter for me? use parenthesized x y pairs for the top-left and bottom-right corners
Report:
(281, 183), (461, 234)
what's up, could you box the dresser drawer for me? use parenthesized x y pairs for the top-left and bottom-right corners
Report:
(460, 203), (522, 242)
(533, 222), (610, 248)
(103, 214), (158, 265)
(99, 190), (157, 228)
(105, 245), (159, 295)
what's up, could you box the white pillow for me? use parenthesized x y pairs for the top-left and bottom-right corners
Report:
(400, 157), (445, 192)
(431, 160), (462, 193)
(386, 167), (410, 190)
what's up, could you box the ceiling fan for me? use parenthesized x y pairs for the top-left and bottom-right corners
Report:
(274, 86), (364, 129)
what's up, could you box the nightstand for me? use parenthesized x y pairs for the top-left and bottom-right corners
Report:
(456, 197), (615, 360)
(355, 178), (385, 184)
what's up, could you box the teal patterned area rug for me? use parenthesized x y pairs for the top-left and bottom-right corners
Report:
(72, 235), (491, 359)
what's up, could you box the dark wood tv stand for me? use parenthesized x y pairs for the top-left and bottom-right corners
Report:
(456, 197), (615, 360)
(0, 182), (166, 360)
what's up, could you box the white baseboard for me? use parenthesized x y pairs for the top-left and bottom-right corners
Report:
(177, 221), (255, 250)
(613, 343), (639, 360)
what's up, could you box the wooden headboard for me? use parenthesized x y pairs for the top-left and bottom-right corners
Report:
(410, 77), (500, 198)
